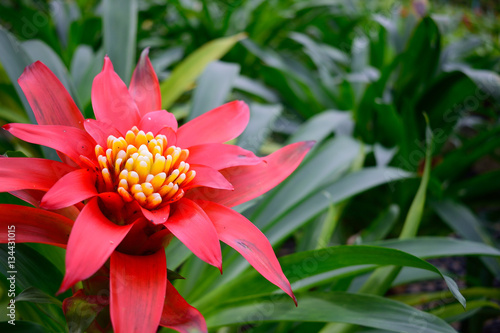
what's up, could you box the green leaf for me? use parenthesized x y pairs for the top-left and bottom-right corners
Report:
(394, 16), (440, 101)
(430, 300), (500, 323)
(0, 321), (47, 333)
(0, 244), (69, 299)
(0, 27), (37, 124)
(0, 106), (29, 123)
(253, 136), (360, 228)
(454, 66), (500, 104)
(286, 110), (353, 145)
(221, 246), (463, 307)
(432, 199), (500, 275)
(237, 103), (282, 153)
(206, 292), (458, 333)
(5, 151), (28, 158)
(354, 204), (400, 244)
(189, 61), (240, 121)
(372, 237), (500, 258)
(15, 287), (62, 306)
(233, 75), (279, 103)
(264, 167), (413, 245)
(160, 33), (246, 109)
(70, 46), (104, 107)
(391, 287), (500, 306)
(192, 167), (412, 303)
(167, 269), (185, 281)
(399, 116), (432, 239)
(103, 0), (138, 82)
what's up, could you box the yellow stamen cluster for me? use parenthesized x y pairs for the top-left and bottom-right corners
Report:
(95, 126), (196, 209)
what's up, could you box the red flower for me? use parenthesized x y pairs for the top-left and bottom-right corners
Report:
(0, 50), (312, 332)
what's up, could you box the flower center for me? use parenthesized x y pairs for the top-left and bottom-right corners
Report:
(94, 126), (195, 209)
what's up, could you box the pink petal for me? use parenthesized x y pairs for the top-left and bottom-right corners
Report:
(0, 204), (73, 248)
(41, 169), (98, 210)
(158, 126), (177, 146)
(110, 250), (166, 333)
(0, 157), (74, 192)
(186, 164), (233, 191)
(139, 110), (178, 134)
(160, 280), (207, 333)
(165, 198), (222, 270)
(18, 61), (85, 129)
(58, 197), (135, 293)
(176, 101), (249, 148)
(187, 141), (314, 207)
(129, 48), (162, 116)
(92, 56), (141, 134)
(9, 189), (45, 207)
(199, 200), (296, 305)
(187, 143), (261, 170)
(4, 123), (97, 164)
(140, 204), (170, 225)
(83, 119), (122, 147)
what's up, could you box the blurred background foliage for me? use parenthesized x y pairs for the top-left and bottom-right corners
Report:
(0, 0), (500, 332)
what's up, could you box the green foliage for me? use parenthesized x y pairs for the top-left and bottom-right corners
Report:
(1, 0), (499, 332)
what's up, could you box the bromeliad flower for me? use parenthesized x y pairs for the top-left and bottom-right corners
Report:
(0, 50), (312, 332)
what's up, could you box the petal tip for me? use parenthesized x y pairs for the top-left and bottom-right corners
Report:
(57, 277), (72, 296)
(102, 56), (113, 71)
(305, 140), (316, 148)
(140, 47), (151, 59)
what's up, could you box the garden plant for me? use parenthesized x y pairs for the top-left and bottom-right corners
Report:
(0, 1), (499, 332)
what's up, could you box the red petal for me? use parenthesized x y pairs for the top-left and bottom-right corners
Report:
(186, 164), (233, 191)
(160, 280), (207, 333)
(110, 250), (166, 333)
(140, 204), (170, 225)
(165, 198), (222, 270)
(84, 119), (122, 147)
(158, 126), (177, 146)
(187, 141), (314, 207)
(4, 123), (97, 164)
(187, 143), (261, 170)
(41, 169), (98, 210)
(92, 56), (141, 134)
(18, 61), (85, 129)
(129, 48), (162, 116)
(0, 204), (73, 248)
(139, 110), (178, 134)
(199, 200), (296, 305)
(9, 189), (45, 207)
(176, 101), (249, 148)
(0, 157), (74, 192)
(59, 198), (134, 293)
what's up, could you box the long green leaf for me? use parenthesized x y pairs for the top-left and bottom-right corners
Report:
(189, 61), (240, 120)
(0, 321), (46, 332)
(197, 245), (464, 310)
(103, 0), (138, 82)
(160, 33), (246, 109)
(206, 292), (457, 333)
(0, 244), (69, 299)
(253, 136), (360, 228)
(191, 167), (412, 301)
(432, 199), (500, 275)
(0, 27), (36, 124)
(237, 103), (282, 153)
(264, 167), (413, 245)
